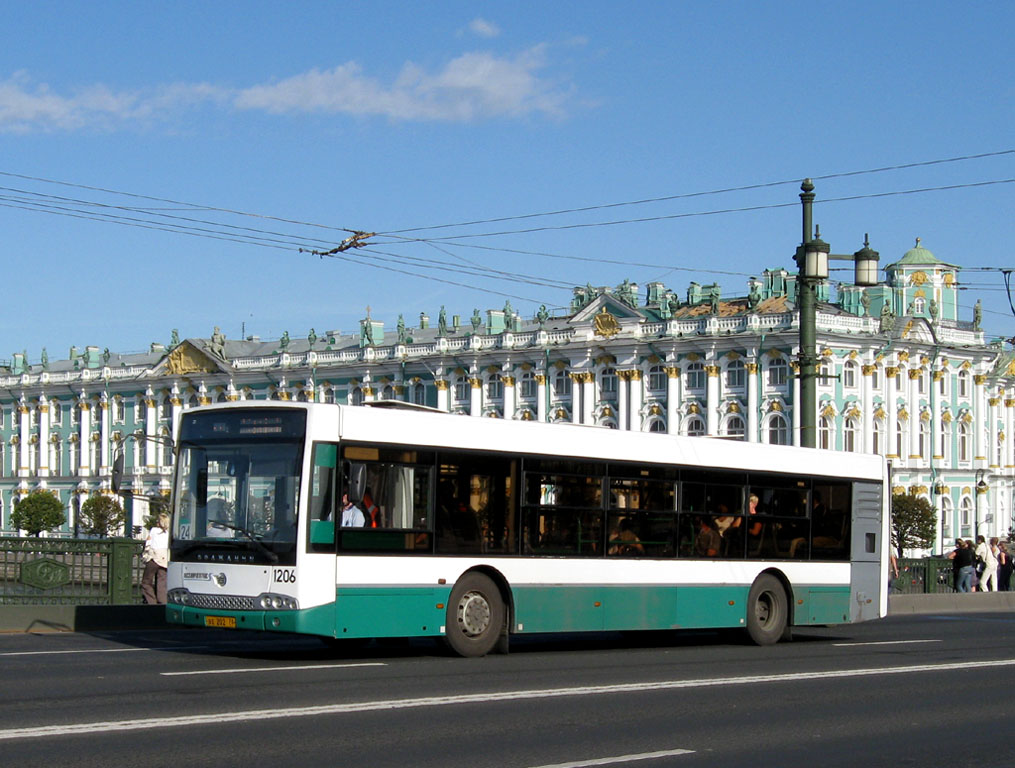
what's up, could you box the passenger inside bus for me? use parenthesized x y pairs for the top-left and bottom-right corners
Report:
(608, 517), (644, 556)
(695, 516), (721, 557)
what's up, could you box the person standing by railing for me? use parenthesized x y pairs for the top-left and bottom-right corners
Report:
(141, 513), (169, 604)
(997, 542), (1012, 592)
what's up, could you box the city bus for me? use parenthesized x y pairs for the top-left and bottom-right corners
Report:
(165, 401), (889, 656)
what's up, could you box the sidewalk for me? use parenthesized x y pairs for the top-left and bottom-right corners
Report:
(888, 591), (1015, 614)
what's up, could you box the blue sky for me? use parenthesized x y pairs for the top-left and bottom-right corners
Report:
(2, 1), (1012, 360)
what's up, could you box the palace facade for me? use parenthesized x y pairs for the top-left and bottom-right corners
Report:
(1, 239), (1012, 553)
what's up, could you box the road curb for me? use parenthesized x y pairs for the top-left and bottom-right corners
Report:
(888, 592), (1015, 614)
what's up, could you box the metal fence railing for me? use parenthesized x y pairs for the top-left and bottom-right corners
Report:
(893, 557), (956, 594)
(0, 537), (145, 605)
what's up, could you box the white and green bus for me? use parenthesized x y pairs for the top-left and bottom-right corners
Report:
(166, 401), (889, 656)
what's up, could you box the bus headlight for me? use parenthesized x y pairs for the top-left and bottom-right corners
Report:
(257, 593), (299, 610)
(168, 589), (190, 605)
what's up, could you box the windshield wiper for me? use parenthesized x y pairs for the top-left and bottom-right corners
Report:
(208, 521), (279, 563)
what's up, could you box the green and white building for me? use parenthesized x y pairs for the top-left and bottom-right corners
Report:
(1, 239), (1012, 553)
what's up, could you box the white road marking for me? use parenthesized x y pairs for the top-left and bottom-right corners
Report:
(0, 645), (212, 657)
(161, 662), (385, 676)
(833, 639), (942, 647)
(3, 657), (1015, 741)
(526, 748), (695, 767)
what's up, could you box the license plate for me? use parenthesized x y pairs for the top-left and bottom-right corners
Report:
(204, 616), (236, 628)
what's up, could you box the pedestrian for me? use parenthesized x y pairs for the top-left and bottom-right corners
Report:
(949, 539), (975, 593)
(975, 535), (997, 592)
(141, 512), (169, 605)
(997, 542), (1012, 592)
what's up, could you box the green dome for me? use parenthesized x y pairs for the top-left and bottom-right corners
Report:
(897, 237), (942, 265)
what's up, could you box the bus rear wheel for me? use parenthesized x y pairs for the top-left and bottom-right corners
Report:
(445, 573), (504, 657)
(746, 574), (788, 646)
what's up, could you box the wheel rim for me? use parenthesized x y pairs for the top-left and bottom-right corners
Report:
(755, 591), (775, 628)
(457, 590), (492, 637)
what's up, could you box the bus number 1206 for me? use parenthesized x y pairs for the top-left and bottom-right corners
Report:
(273, 569), (296, 585)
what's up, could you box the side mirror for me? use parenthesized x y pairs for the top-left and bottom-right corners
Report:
(347, 462), (366, 504)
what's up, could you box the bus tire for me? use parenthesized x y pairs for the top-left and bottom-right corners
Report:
(445, 573), (504, 657)
(746, 574), (788, 646)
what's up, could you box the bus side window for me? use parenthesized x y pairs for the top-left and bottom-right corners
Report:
(308, 443), (338, 552)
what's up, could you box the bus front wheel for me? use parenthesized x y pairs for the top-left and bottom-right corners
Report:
(746, 574), (788, 646)
(445, 573), (504, 657)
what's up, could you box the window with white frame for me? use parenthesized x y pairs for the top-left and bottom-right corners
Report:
(919, 419), (930, 460)
(958, 370), (970, 399)
(412, 382), (426, 405)
(819, 416), (833, 450)
(453, 375), (470, 405)
(844, 418), (860, 452)
(519, 371), (537, 400)
(939, 419), (951, 460)
(684, 415), (706, 437)
(958, 421), (971, 462)
(725, 359), (746, 390)
(600, 368), (618, 400)
(647, 364), (666, 393)
(51, 402), (62, 426)
(723, 414), (746, 440)
(873, 418), (885, 455)
(896, 418), (907, 458)
(552, 369), (572, 400)
(940, 495), (952, 538)
(871, 365), (881, 391)
(843, 360), (858, 389)
(767, 413), (790, 445)
(818, 361), (833, 385)
(767, 357), (788, 388)
(486, 374), (503, 401)
(685, 362), (705, 391)
(648, 418), (666, 433)
(960, 496), (973, 537)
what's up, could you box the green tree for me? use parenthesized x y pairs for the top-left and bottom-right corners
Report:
(10, 491), (66, 536)
(891, 491), (937, 558)
(79, 494), (126, 538)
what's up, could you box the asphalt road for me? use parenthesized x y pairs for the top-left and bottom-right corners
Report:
(2, 613), (1013, 768)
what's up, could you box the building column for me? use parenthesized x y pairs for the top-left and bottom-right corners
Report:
(146, 394), (157, 471)
(617, 371), (629, 431)
(581, 372), (595, 425)
(78, 401), (91, 477)
(885, 367), (899, 461)
(536, 375), (547, 423)
(18, 401), (30, 478)
(974, 374), (987, 463)
(629, 370), (644, 432)
(931, 370), (943, 461)
(570, 373), (582, 424)
(988, 395), (1001, 468)
(37, 398), (50, 477)
(862, 365), (875, 453)
(435, 380), (449, 412)
(666, 366), (680, 435)
(706, 365), (720, 436)
(791, 362), (801, 447)
(746, 363), (759, 443)
(503, 374), (516, 420)
(909, 369), (921, 462)
(470, 376), (482, 417)
(1006, 396), (1015, 469)
(99, 398), (110, 476)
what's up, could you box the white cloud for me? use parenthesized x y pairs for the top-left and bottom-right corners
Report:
(234, 46), (569, 121)
(468, 18), (500, 38)
(0, 45), (573, 132)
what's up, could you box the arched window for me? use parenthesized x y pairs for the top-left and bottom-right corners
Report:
(453, 375), (470, 405)
(188, 394), (199, 408)
(684, 415), (705, 437)
(819, 416), (833, 450)
(960, 496), (973, 537)
(412, 382), (426, 406)
(940, 495), (953, 539)
(648, 418), (666, 433)
(767, 413), (790, 445)
(939, 418), (951, 460)
(958, 422), (971, 463)
(818, 361), (833, 385)
(380, 384), (396, 401)
(219, 392), (230, 403)
(870, 365), (881, 390)
(896, 418), (907, 458)
(486, 374), (503, 401)
(723, 414), (746, 440)
(685, 362), (705, 391)
(350, 387), (364, 406)
(552, 369), (572, 400)
(958, 370), (970, 399)
(843, 361), (858, 389)
(647, 365), (666, 393)
(160, 396), (173, 420)
(113, 397), (125, 423)
(600, 368), (618, 400)
(519, 371), (537, 400)
(322, 387), (335, 404)
(725, 360), (746, 390)
(873, 417), (885, 455)
(919, 419), (930, 460)
(767, 358), (788, 388)
(843, 418), (859, 452)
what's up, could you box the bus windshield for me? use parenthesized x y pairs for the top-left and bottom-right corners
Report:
(172, 409), (306, 565)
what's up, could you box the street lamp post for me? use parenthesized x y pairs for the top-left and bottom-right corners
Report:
(975, 468), (990, 536)
(794, 180), (829, 449)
